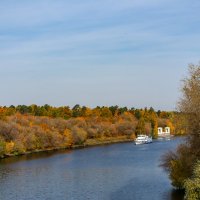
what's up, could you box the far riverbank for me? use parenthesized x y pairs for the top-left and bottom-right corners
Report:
(1, 136), (133, 159)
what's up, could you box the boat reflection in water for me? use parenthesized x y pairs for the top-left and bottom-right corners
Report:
(135, 134), (153, 145)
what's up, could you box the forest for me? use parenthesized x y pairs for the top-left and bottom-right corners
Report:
(0, 104), (185, 158)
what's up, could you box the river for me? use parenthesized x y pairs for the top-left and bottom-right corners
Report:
(0, 137), (184, 200)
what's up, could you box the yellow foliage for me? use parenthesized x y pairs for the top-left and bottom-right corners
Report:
(5, 141), (15, 154)
(63, 129), (74, 147)
(166, 120), (175, 134)
(0, 107), (6, 120)
(29, 121), (33, 127)
(129, 133), (136, 140)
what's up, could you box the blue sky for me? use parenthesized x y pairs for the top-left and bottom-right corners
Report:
(0, 0), (200, 110)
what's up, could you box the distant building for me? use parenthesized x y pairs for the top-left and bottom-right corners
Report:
(158, 127), (170, 137)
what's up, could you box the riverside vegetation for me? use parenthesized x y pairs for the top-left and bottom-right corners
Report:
(0, 103), (185, 158)
(161, 63), (200, 200)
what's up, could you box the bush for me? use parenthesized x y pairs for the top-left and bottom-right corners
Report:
(161, 143), (194, 188)
(0, 136), (5, 157)
(184, 161), (200, 200)
(72, 127), (87, 145)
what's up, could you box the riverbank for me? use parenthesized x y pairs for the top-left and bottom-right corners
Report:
(0, 136), (134, 159)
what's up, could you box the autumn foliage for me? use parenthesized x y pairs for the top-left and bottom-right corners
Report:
(161, 64), (200, 192)
(0, 105), (178, 158)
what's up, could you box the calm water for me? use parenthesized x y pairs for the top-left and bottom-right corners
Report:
(0, 138), (185, 200)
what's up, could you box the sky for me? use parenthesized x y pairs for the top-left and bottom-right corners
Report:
(0, 0), (200, 110)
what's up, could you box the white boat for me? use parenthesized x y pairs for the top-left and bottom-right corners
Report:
(135, 135), (152, 145)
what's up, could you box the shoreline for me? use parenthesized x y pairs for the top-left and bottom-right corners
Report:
(0, 136), (134, 159)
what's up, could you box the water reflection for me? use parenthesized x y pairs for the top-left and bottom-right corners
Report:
(0, 149), (72, 165)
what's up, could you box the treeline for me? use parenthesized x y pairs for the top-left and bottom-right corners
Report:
(0, 105), (184, 158)
(0, 104), (172, 119)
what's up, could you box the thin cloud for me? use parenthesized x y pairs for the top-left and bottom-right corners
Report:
(0, 0), (199, 109)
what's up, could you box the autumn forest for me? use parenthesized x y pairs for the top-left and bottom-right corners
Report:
(0, 104), (185, 158)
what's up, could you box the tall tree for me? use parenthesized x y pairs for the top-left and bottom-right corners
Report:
(135, 118), (145, 135)
(162, 63), (200, 189)
(72, 104), (82, 117)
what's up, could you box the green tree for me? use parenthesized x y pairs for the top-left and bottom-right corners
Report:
(72, 104), (82, 117)
(118, 107), (128, 115)
(62, 106), (72, 119)
(134, 109), (142, 119)
(16, 105), (30, 114)
(109, 106), (119, 116)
